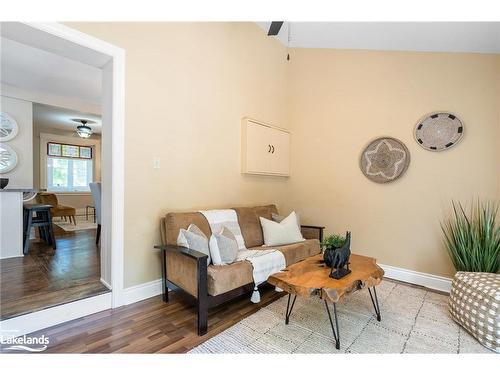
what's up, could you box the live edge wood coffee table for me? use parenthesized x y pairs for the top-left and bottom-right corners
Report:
(268, 253), (384, 349)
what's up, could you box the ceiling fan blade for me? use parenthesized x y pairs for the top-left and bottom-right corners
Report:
(268, 21), (284, 36)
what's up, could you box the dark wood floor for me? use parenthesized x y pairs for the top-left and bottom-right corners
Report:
(11, 285), (284, 353)
(0, 226), (109, 320)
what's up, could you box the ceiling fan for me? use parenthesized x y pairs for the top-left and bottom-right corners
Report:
(267, 21), (290, 60)
(267, 21), (284, 36)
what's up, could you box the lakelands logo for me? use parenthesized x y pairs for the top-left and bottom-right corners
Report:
(1, 331), (50, 352)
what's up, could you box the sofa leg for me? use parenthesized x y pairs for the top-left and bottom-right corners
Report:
(161, 247), (169, 303)
(197, 257), (208, 336)
(197, 299), (208, 336)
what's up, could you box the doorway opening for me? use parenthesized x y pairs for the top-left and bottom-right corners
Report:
(0, 22), (124, 333)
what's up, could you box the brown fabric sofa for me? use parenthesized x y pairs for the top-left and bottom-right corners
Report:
(157, 204), (324, 335)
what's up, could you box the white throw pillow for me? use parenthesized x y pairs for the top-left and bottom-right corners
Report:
(260, 211), (305, 246)
(272, 212), (301, 227)
(177, 224), (211, 265)
(209, 226), (239, 265)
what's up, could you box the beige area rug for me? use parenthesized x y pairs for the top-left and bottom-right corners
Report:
(189, 280), (493, 354)
(53, 217), (97, 232)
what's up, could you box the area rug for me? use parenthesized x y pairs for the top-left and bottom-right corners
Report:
(53, 217), (97, 232)
(189, 280), (493, 354)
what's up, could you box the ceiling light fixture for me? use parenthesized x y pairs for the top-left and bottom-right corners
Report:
(75, 119), (93, 138)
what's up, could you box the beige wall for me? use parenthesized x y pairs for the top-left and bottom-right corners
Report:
(65, 22), (499, 287)
(284, 48), (500, 277)
(67, 23), (289, 287)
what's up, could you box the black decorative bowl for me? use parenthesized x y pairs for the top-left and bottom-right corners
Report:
(0, 178), (9, 189)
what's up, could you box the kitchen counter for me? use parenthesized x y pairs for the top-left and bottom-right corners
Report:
(0, 189), (43, 259)
(0, 188), (39, 192)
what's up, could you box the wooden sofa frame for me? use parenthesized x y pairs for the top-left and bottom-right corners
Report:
(154, 225), (324, 336)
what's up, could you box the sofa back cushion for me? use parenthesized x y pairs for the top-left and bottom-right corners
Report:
(161, 204), (278, 247)
(163, 212), (212, 246)
(232, 205), (278, 248)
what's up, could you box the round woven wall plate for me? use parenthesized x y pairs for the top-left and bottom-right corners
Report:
(360, 137), (410, 184)
(0, 143), (18, 174)
(414, 112), (463, 151)
(0, 112), (19, 142)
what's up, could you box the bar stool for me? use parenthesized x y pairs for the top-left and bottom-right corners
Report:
(23, 204), (57, 255)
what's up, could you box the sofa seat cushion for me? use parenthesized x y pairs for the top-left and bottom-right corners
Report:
(207, 239), (321, 296)
(251, 239), (321, 266)
(207, 261), (254, 296)
(275, 238), (321, 265)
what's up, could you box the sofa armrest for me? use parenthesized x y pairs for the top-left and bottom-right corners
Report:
(300, 225), (325, 242)
(154, 244), (208, 262)
(154, 244), (208, 299)
(154, 244), (208, 335)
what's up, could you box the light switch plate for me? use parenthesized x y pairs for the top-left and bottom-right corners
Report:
(153, 157), (161, 169)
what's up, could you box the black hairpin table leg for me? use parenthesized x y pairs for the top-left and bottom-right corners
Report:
(324, 300), (340, 350)
(368, 286), (381, 321)
(285, 294), (297, 325)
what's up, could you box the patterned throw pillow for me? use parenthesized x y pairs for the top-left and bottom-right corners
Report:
(260, 211), (305, 246)
(177, 224), (211, 265)
(209, 226), (239, 265)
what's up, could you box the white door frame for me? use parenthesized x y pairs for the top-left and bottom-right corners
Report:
(0, 22), (125, 336)
(25, 22), (126, 307)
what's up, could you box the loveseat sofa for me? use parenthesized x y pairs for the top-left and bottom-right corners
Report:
(157, 204), (323, 335)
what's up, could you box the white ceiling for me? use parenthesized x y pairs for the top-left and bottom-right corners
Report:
(0, 36), (102, 110)
(1, 22), (111, 68)
(34, 102), (102, 135)
(257, 22), (500, 53)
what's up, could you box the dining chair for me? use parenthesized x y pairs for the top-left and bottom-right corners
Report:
(89, 182), (102, 245)
(36, 193), (76, 224)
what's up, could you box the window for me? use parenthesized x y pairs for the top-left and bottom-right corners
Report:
(48, 142), (92, 159)
(46, 142), (94, 192)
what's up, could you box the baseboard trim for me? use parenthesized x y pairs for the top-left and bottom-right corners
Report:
(0, 292), (112, 337)
(120, 264), (452, 307)
(123, 278), (163, 305)
(100, 277), (112, 290)
(380, 264), (452, 293)
(4, 265), (450, 336)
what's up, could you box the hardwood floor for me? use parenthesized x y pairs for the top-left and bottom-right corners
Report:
(11, 285), (284, 353)
(0, 225), (109, 320)
(0, 272), (448, 353)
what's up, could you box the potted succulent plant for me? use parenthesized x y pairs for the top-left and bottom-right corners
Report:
(321, 233), (345, 267)
(321, 233), (345, 251)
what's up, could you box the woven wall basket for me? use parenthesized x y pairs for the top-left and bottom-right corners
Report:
(360, 137), (410, 183)
(414, 112), (464, 151)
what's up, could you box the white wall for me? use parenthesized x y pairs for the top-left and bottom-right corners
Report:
(0, 95), (33, 188)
